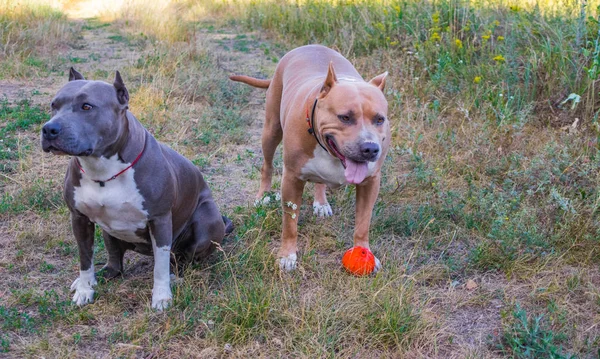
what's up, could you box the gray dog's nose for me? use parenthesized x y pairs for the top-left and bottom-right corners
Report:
(360, 142), (380, 161)
(42, 122), (61, 140)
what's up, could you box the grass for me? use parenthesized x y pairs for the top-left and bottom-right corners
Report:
(1, 0), (600, 357)
(498, 304), (573, 358)
(0, 0), (82, 78)
(0, 98), (49, 161)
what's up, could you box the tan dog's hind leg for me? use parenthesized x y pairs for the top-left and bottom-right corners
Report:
(313, 183), (333, 217)
(256, 89), (283, 200)
(279, 168), (306, 271)
(354, 174), (382, 272)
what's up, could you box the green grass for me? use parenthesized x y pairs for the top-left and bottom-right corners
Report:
(0, 98), (49, 162)
(498, 304), (573, 358)
(1, 289), (91, 336)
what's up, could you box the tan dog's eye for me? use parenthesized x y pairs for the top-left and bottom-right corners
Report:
(82, 103), (93, 111)
(375, 115), (386, 125)
(337, 115), (351, 123)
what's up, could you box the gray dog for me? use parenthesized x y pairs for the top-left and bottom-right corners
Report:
(41, 68), (231, 310)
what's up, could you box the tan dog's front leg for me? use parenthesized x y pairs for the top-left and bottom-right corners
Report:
(354, 174), (382, 272)
(279, 168), (306, 271)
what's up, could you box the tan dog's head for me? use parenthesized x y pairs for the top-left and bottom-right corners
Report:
(315, 63), (390, 184)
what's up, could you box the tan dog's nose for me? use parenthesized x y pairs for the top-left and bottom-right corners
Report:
(360, 142), (380, 161)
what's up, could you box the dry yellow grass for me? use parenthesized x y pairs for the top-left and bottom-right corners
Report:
(1, 0), (600, 357)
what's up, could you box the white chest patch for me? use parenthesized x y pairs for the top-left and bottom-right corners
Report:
(73, 155), (148, 243)
(299, 147), (377, 188)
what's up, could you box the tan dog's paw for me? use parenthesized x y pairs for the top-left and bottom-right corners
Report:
(278, 253), (297, 271)
(372, 256), (382, 274)
(312, 201), (333, 217)
(254, 192), (281, 207)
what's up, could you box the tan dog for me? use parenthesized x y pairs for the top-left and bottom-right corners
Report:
(230, 44), (390, 271)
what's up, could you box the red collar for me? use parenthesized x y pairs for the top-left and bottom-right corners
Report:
(76, 142), (146, 187)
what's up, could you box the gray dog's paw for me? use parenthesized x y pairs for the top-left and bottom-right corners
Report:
(70, 273), (97, 306)
(151, 286), (173, 311)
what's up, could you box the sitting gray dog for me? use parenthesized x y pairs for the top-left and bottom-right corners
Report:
(41, 68), (231, 310)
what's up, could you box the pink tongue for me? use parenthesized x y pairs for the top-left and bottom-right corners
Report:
(344, 159), (369, 184)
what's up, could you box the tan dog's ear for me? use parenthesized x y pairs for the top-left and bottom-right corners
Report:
(319, 62), (338, 99)
(369, 72), (388, 92)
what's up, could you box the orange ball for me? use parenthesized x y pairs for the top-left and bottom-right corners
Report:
(342, 246), (376, 276)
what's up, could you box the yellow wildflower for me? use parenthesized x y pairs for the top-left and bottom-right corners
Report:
(455, 39), (463, 49)
(432, 12), (440, 24)
(474, 76), (482, 84)
(493, 55), (506, 63)
(493, 20), (500, 26)
(497, 36), (505, 41)
(431, 32), (441, 42)
(482, 35), (490, 40)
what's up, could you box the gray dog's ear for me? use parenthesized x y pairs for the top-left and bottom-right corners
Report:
(69, 67), (85, 81)
(369, 72), (388, 92)
(319, 62), (338, 99)
(113, 71), (129, 106)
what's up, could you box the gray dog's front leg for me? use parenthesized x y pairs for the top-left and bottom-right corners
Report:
(70, 212), (97, 306)
(149, 214), (173, 311)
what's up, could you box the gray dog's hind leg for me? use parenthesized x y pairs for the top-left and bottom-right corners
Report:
(191, 201), (226, 262)
(99, 232), (131, 279)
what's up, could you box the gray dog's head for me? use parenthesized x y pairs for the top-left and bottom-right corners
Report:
(41, 68), (130, 157)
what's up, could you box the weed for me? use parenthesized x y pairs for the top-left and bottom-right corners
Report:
(498, 304), (574, 359)
(0, 178), (62, 214)
(0, 98), (49, 162)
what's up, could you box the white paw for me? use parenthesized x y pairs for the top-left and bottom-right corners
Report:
(312, 201), (333, 217)
(254, 192), (280, 207)
(70, 275), (97, 306)
(278, 253), (297, 271)
(373, 256), (382, 274)
(152, 285), (172, 311)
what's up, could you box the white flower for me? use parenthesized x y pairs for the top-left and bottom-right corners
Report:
(275, 192), (281, 201)
(291, 213), (296, 219)
(286, 201), (293, 207)
(262, 196), (271, 204)
(292, 203), (297, 210)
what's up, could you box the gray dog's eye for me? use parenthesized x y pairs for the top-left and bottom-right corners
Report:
(82, 103), (93, 111)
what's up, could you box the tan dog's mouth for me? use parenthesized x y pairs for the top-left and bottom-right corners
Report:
(325, 135), (370, 184)
(326, 135), (346, 168)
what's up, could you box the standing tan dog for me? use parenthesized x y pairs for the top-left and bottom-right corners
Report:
(230, 45), (390, 271)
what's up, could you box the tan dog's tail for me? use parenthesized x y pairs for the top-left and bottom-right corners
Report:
(229, 75), (271, 89)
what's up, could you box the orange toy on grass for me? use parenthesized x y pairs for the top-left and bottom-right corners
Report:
(342, 246), (376, 275)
